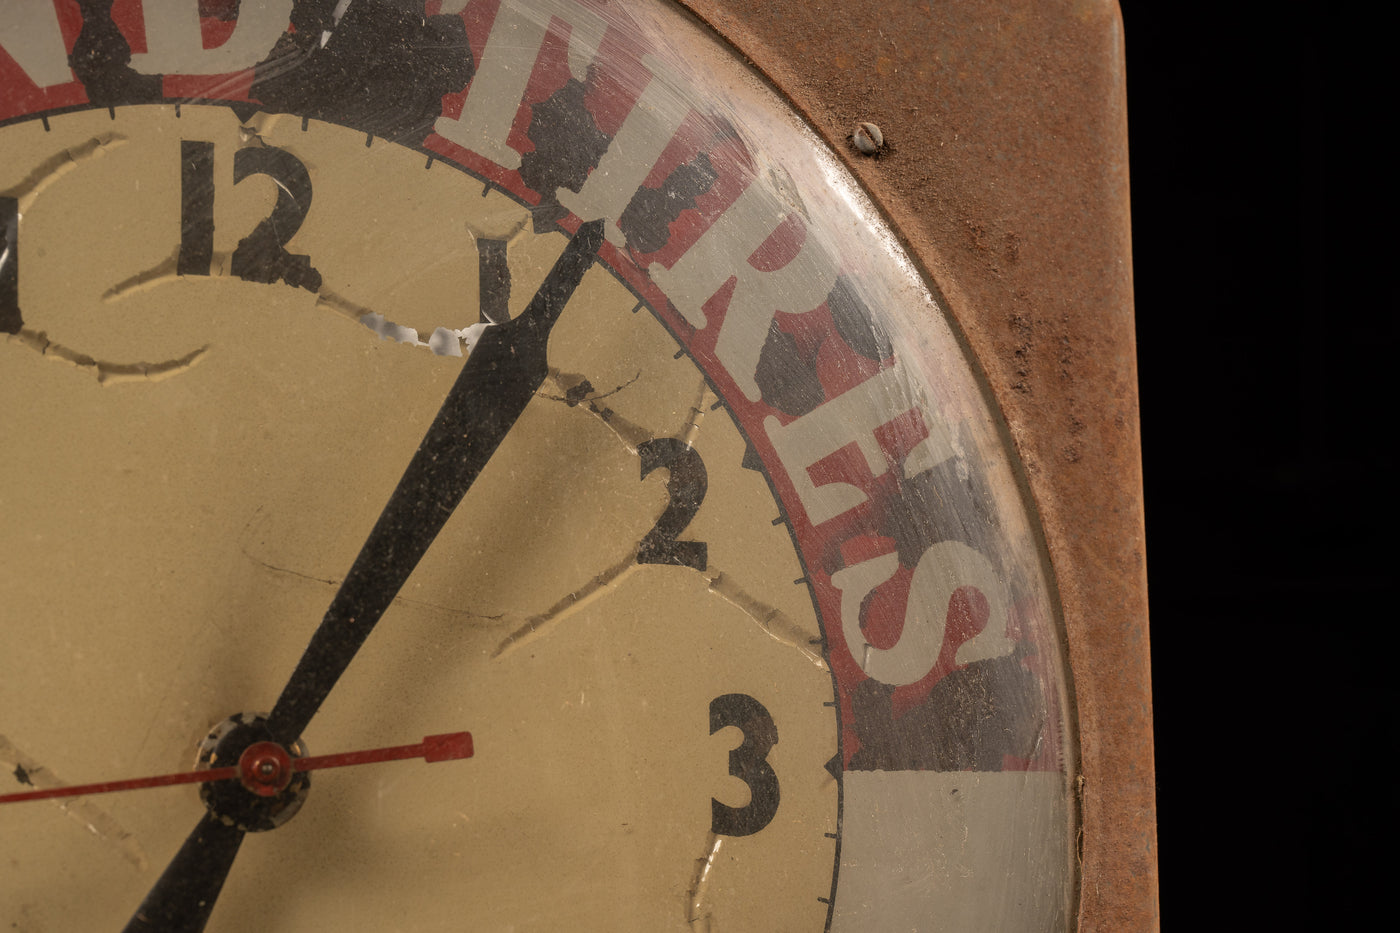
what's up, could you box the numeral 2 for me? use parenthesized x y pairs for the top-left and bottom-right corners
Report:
(637, 437), (708, 570)
(179, 140), (322, 291)
(710, 693), (780, 837)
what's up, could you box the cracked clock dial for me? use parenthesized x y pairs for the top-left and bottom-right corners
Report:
(0, 104), (838, 931)
(1, 1), (1077, 931)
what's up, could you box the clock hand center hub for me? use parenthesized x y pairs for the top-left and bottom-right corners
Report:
(238, 742), (295, 797)
(196, 713), (310, 832)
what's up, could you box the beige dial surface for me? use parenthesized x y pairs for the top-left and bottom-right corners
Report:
(0, 105), (839, 931)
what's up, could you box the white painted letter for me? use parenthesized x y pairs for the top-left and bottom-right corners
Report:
(555, 55), (690, 248)
(0, 0), (72, 87)
(831, 541), (1012, 686)
(130, 0), (292, 75)
(650, 182), (838, 401)
(763, 358), (954, 526)
(434, 0), (605, 170)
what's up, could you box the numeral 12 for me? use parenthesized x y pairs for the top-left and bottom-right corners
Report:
(179, 140), (322, 292)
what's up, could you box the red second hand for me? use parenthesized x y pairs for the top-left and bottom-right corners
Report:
(0, 732), (473, 806)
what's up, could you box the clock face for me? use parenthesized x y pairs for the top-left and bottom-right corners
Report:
(0, 2), (1074, 931)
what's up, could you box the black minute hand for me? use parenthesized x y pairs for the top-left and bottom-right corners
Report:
(122, 219), (605, 933)
(267, 217), (604, 743)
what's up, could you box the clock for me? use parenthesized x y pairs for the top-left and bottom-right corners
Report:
(0, 1), (1156, 931)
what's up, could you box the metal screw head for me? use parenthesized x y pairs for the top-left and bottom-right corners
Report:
(852, 122), (884, 155)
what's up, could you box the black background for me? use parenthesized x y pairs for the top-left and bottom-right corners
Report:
(1120, 5), (1381, 927)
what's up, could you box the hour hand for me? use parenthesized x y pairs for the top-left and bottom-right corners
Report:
(122, 815), (242, 933)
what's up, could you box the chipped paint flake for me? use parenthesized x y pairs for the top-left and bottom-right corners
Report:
(1, 133), (127, 213)
(706, 571), (827, 670)
(687, 831), (723, 928)
(5, 327), (207, 385)
(545, 367), (652, 452)
(101, 267), (484, 359)
(493, 556), (640, 659)
(0, 734), (148, 869)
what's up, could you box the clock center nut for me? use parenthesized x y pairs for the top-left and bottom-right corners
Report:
(195, 712), (310, 832)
